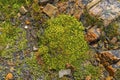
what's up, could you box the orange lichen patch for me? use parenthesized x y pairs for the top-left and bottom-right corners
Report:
(5, 73), (13, 80)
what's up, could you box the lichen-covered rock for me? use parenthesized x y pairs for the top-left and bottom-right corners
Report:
(88, 0), (120, 26)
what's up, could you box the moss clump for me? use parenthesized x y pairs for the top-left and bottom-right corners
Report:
(0, 22), (27, 58)
(37, 15), (88, 70)
(33, 15), (101, 79)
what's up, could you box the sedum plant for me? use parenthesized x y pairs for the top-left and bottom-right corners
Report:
(37, 15), (89, 70)
(28, 15), (101, 79)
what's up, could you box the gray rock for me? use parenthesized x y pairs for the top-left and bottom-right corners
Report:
(39, 0), (54, 5)
(111, 50), (120, 58)
(59, 69), (71, 78)
(87, 0), (101, 9)
(88, 0), (120, 26)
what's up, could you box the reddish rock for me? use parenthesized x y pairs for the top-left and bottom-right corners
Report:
(98, 51), (120, 76)
(98, 51), (120, 66)
(85, 27), (101, 43)
(105, 66), (116, 76)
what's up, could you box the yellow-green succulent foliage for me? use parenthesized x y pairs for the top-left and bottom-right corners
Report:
(38, 15), (89, 69)
(36, 15), (101, 79)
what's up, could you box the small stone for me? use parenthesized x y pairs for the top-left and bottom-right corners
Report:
(98, 51), (120, 66)
(43, 3), (58, 17)
(105, 76), (113, 80)
(33, 46), (38, 51)
(85, 27), (101, 43)
(5, 73), (13, 80)
(105, 66), (116, 76)
(17, 13), (21, 18)
(59, 69), (71, 78)
(110, 49), (120, 58)
(24, 25), (28, 29)
(19, 6), (28, 15)
(110, 37), (117, 44)
(10, 67), (15, 72)
(25, 20), (30, 25)
(112, 61), (120, 68)
(39, 0), (50, 5)
(91, 43), (98, 48)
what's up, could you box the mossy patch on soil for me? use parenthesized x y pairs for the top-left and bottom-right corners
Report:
(31, 15), (101, 79)
(0, 22), (27, 58)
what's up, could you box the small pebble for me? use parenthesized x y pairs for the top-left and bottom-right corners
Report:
(5, 73), (13, 80)
(24, 25), (28, 29)
(59, 69), (71, 78)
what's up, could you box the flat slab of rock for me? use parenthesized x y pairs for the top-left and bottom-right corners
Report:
(43, 3), (58, 17)
(88, 0), (120, 26)
(87, 0), (101, 9)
